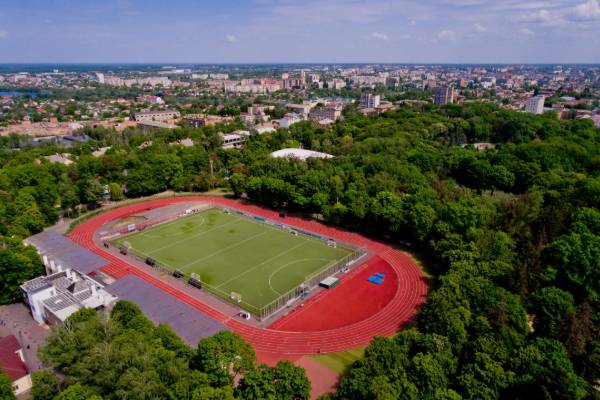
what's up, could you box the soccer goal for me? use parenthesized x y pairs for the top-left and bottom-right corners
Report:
(188, 273), (202, 289)
(230, 292), (242, 303)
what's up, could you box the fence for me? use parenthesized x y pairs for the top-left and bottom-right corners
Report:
(257, 250), (364, 320)
(110, 203), (368, 320)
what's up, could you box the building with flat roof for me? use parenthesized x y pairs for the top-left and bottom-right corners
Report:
(309, 104), (342, 122)
(525, 95), (546, 114)
(277, 113), (306, 128)
(360, 93), (381, 109)
(21, 269), (117, 325)
(132, 110), (180, 122)
(184, 115), (206, 128)
(137, 120), (178, 132)
(219, 130), (250, 149)
(434, 86), (455, 106)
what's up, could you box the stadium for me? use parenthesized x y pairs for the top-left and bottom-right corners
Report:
(68, 196), (428, 357)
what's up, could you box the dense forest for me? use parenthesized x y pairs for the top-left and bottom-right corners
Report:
(1, 102), (599, 398)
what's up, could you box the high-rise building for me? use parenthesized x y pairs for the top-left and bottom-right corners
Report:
(525, 95), (546, 114)
(434, 86), (455, 106)
(360, 93), (381, 109)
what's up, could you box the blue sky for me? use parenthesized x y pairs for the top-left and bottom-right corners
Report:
(0, 0), (599, 63)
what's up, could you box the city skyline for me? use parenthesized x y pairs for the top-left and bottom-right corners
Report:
(0, 0), (599, 64)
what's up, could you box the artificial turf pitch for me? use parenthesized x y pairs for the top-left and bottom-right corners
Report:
(113, 208), (351, 314)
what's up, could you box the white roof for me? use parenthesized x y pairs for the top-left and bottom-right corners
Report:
(270, 148), (334, 161)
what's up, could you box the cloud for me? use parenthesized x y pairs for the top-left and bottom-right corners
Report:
(0, 30), (7, 39)
(474, 23), (487, 32)
(571, 0), (600, 20)
(370, 31), (389, 41)
(409, 19), (417, 26)
(520, 27), (535, 35)
(224, 34), (238, 43)
(437, 29), (456, 40)
(520, 9), (557, 23)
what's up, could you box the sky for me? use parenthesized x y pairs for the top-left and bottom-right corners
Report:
(0, 0), (599, 63)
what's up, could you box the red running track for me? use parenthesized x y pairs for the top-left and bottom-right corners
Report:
(268, 255), (397, 332)
(69, 197), (428, 356)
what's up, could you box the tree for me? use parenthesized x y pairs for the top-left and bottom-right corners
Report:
(191, 331), (256, 386)
(235, 365), (276, 400)
(506, 338), (588, 400)
(110, 300), (143, 326)
(108, 183), (124, 201)
(80, 179), (103, 207)
(0, 238), (44, 304)
(30, 370), (60, 400)
(272, 361), (311, 400)
(54, 384), (101, 400)
(527, 287), (575, 339)
(228, 173), (246, 198)
(11, 189), (45, 235)
(543, 231), (600, 301)
(0, 371), (15, 400)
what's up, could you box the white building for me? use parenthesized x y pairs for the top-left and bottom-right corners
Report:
(132, 110), (180, 122)
(270, 148), (334, 161)
(277, 113), (305, 128)
(525, 95), (546, 114)
(360, 93), (381, 109)
(21, 230), (116, 325)
(21, 269), (117, 325)
(220, 130), (250, 149)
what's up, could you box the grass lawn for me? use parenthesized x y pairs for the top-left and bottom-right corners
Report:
(310, 347), (366, 374)
(113, 208), (351, 314)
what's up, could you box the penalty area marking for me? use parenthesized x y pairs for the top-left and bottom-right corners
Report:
(145, 215), (243, 256)
(138, 216), (206, 239)
(267, 258), (332, 296)
(214, 239), (311, 290)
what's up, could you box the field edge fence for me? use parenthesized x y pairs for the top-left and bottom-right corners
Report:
(109, 202), (369, 321)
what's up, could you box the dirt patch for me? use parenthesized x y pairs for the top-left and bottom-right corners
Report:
(108, 215), (147, 230)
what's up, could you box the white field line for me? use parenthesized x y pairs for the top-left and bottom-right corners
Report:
(178, 228), (274, 271)
(267, 258), (332, 296)
(214, 239), (311, 290)
(146, 216), (242, 256)
(139, 216), (205, 239)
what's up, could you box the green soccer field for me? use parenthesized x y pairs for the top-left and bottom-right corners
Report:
(112, 208), (352, 315)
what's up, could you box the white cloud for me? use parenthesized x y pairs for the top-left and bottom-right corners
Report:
(370, 31), (389, 41)
(474, 23), (487, 32)
(0, 30), (7, 39)
(409, 19), (417, 26)
(571, 0), (600, 20)
(224, 34), (238, 43)
(520, 27), (535, 35)
(520, 9), (556, 23)
(437, 29), (456, 40)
